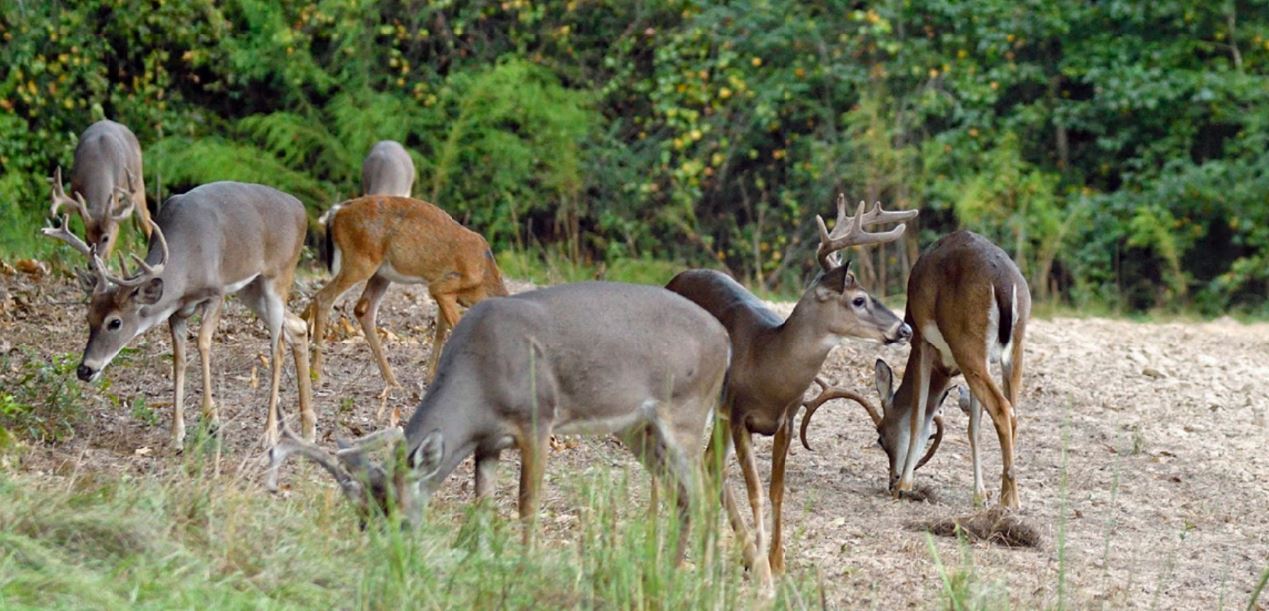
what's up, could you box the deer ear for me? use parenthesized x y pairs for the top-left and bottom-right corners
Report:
(814, 265), (846, 301)
(409, 430), (444, 480)
(873, 359), (894, 407)
(135, 277), (163, 305)
(840, 260), (856, 290)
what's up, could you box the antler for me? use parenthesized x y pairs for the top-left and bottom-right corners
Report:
(49, 166), (91, 221)
(91, 216), (168, 287)
(914, 413), (944, 470)
(266, 426), (361, 498)
(109, 170), (137, 222)
(265, 425), (405, 496)
(815, 194), (919, 271)
(40, 215), (93, 258)
(799, 376), (882, 451)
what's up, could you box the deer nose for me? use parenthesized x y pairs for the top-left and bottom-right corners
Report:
(895, 323), (912, 342)
(76, 364), (95, 382)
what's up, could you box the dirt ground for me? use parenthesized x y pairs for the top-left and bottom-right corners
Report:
(3, 269), (1267, 608)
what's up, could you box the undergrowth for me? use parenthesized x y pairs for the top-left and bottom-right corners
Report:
(0, 462), (812, 608)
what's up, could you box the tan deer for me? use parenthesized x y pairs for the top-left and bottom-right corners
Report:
(42, 181), (316, 449)
(665, 196), (917, 589)
(805, 230), (1030, 508)
(306, 196), (508, 387)
(361, 140), (415, 197)
(50, 120), (152, 257)
(271, 282), (730, 562)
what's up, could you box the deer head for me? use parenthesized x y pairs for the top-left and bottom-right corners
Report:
(872, 359), (949, 492)
(267, 427), (445, 529)
(72, 218), (169, 382)
(49, 166), (137, 255)
(805, 195), (918, 344)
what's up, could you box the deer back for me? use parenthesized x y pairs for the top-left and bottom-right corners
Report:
(70, 120), (144, 250)
(403, 282), (731, 490)
(361, 140), (415, 197)
(905, 230), (1031, 372)
(329, 196), (505, 293)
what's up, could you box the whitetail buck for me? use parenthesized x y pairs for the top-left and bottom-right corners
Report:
(665, 196), (917, 588)
(272, 282), (730, 561)
(50, 120), (152, 257)
(361, 140), (415, 197)
(307, 196), (508, 387)
(834, 230), (1031, 508)
(42, 182), (316, 449)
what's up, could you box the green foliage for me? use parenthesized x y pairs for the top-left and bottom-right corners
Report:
(1, 0), (1266, 313)
(0, 351), (84, 443)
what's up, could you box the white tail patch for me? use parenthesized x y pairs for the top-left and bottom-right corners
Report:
(1001, 283), (1017, 368)
(985, 285), (1002, 365)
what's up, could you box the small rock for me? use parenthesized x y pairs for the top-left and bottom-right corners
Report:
(1142, 367), (1165, 379)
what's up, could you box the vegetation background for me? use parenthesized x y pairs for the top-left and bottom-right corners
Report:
(2, 0), (1267, 313)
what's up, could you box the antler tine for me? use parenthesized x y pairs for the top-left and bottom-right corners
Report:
(799, 375), (882, 451)
(815, 195), (919, 271)
(914, 414), (944, 470)
(334, 426), (405, 460)
(110, 171), (136, 222)
(126, 219), (167, 279)
(49, 166), (90, 220)
(40, 214), (93, 258)
(266, 425), (358, 495)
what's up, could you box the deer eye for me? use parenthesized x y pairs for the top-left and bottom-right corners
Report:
(852, 297), (866, 307)
(107, 319), (122, 331)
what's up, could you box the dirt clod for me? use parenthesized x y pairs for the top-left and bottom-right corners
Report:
(913, 506), (1042, 548)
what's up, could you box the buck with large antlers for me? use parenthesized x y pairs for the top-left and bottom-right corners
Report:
(806, 230), (1030, 508)
(361, 140), (415, 197)
(273, 282), (730, 561)
(665, 196), (917, 589)
(50, 120), (152, 257)
(42, 181), (315, 449)
(307, 195), (508, 387)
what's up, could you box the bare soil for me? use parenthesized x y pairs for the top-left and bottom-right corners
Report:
(3, 269), (1267, 608)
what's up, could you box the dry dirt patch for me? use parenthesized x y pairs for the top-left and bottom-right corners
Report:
(2, 272), (1267, 607)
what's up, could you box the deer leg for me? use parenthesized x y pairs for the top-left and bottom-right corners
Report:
(963, 369), (1019, 509)
(768, 419), (792, 575)
(731, 422), (774, 593)
(196, 298), (223, 433)
(305, 264), (372, 383)
(283, 311), (316, 441)
(896, 345), (932, 494)
(353, 274), (399, 388)
(517, 432), (550, 547)
(704, 412), (757, 566)
(168, 315), (189, 450)
(426, 292), (462, 381)
(966, 392), (987, 506)
(474, 448), (501, 500)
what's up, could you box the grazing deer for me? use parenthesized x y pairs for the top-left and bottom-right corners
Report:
(306, 196), (508, 387)
(361, 140), (415, 197)
(50, 120), (151, 257)
(42, 182), (316, 449)
(272, 282), (730, 562)
(665, 196), (917, 587)
(835, 230), (1030, 508)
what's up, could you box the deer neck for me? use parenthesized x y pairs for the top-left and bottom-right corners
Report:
(756, 298), (840, 398)
(886, 342), (953, 432)
(404, 375), (485, 493)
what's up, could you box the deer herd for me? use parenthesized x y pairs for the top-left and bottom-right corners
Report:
(38, 119), (1032, 593)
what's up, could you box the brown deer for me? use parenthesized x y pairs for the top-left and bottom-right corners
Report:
(306, 196), (508, 387)
(271, 282), (730, 562)
(361, 140), (415, 197)
(665, 196), (917, 589)
(806, 230), (1030, 508)
(50, 120), (152, 257)
(42, 181), (316, 449)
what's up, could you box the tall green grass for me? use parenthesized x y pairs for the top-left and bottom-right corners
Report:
(0, 461), (812, 608)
